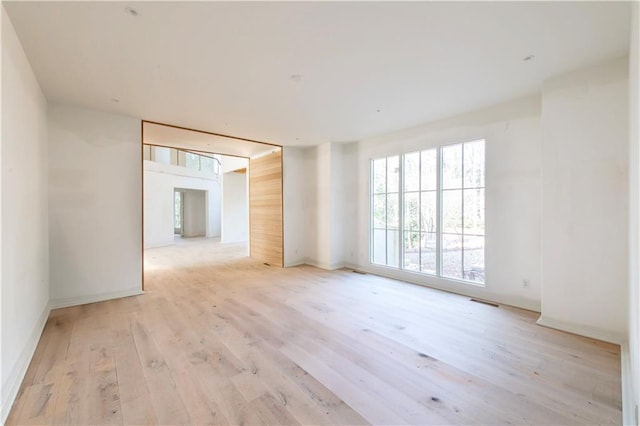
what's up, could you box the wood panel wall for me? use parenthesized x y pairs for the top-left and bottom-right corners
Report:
(249, 150), (283, 267)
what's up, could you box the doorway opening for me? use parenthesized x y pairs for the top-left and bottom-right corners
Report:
(174, 190), (183, 236)
(141, 120), (282, 291)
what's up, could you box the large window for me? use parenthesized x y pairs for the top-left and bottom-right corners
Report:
(181, 151), (221, 174)
(370, 140), (485, 284)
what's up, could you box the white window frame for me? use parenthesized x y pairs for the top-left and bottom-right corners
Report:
(369, 139), (485, 286)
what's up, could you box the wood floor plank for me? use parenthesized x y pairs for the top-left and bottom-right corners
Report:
(109, 313), (158, 425)
(6, 237), (622, 425)
(128, 314), (192, 425)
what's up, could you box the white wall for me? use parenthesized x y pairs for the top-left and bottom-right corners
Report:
(539, 57), (628, 343)
(182, 190), (207, 237)
(347, 95), (543, 311)
(298, 143), (351, 270)
(627, 2), (640, 423)
(330, 143), (346, 268)
(144, 160), (221, 248)
(48, 103), (142, 307)
(309, 143), (333, 268)
(282, 147), (308, 267)
(221, 156), (248, 174)
(221, 170), (248, 243)
(144, 164), (175, 247)
(341, 142), (360, 268)
(1, 6), (50, 422)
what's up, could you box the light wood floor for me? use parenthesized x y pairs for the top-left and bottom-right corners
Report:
(7, 238), (621, 425)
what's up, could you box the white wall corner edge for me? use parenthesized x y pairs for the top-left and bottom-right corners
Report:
(50, 288), (144, 310)
(1, 302), (52, 424)
(621, 343), (637, 426)
(536, 315), (625, 345)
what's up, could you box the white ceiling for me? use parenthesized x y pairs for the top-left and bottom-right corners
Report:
(143, 121), (279, 158)
(4, 1), (631, 147)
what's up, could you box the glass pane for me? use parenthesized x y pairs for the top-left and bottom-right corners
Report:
(387, 193), (399, 230)
(387, 155), (400, 193)
(387, 230), (400, 268)
(442, 234), (462, 279)
(200, 156), (215, 173)
(153, 146), (171, 164)
(372, 229), (386, 265)
(421, 232), (436, 274)
(185, 152), (200, 170)
(420, 191), (437, 234)
(442, 190), (462, 234)
(463, 236), (485, 284)
(464, 140), (485, 188)
(421, 149), (437, 191)
(442, 144), (462, 189)
(404, 152), (420, 192)
(404, 232), (420, 271)
(373, 194), (386, 228)
(143, 145), (151, 161)
(373, 158), (386, 194)
(464, 189), (485, 236)
(404, 192), (419, 232)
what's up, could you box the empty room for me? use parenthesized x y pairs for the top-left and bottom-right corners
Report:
(2, 1), (639, 425)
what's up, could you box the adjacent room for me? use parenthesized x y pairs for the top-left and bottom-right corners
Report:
(2, 1), (639, 425)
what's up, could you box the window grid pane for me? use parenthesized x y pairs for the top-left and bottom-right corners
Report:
(371, 140), (484, 285)
(371, 155), (401, 268)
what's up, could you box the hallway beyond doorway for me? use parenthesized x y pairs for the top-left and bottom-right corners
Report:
(144, 236), (247, 273)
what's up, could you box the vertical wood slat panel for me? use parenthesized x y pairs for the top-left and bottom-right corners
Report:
(249, 151), (283, 267)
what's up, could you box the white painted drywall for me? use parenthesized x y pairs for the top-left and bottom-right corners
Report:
(282, 147), (309, 267)
(221, 156), (248, 174)
(540, 57), (628, 343)
(306, 143), (334, 268)
(341, 142), (360, 268)
(330, 143), (346, 268)
(48, 103), (142, 306)
(1, 6), (50, 422)
(628, 3), (640, 422)
(182, 190), (206, 237)
(221, 171), (248, 243)
(347, 95), (543, 311)
(144, 166), (176, 248)
(144, 160), (221, 248)
(288, 143), (351, 270)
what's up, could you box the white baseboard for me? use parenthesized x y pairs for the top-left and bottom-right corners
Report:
(536, 315), (624, 344)
(144, 241), (175, 249)
(303, 259), (345, 271)
(621, 343), (637, 425)
(351, 263), (541, 312)
(1, 302), (51, 424)
(51, 288), (144, 309)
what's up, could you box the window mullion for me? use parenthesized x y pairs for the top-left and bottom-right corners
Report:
(418, 152), (422, 272)
(370, 161), (374, 263)
(399, 155), (405, 270)
(461, 145), (465, 279)
(385, 157), (388, 265)
(436, 147), (442, 277)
